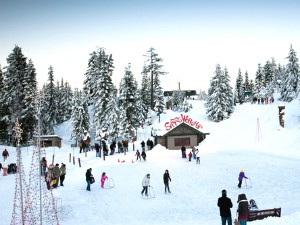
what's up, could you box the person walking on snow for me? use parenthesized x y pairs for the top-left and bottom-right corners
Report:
(163, 170), (171, 194)
(101, 172), (108, 188)
(135, 150), (141, 161)
(188, 151), (192, 161)
(237, 193), (249, 225)
(217, 189), (233, 225)
(237, 170), (248, 188)
(2, 149), (9, 161)
(141, 174), (151, 196)
(141, 150), (146, 161)
(60, 163), (66, 186)
(196, 149), (200, 164)
(86, 168), (93, 191)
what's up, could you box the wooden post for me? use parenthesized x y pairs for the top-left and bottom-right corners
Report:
(52, 154), (55, 165)
(73, 156), (75, 165)
(69, 153), (71, 163)
(78, 158), (81, 167)
(85, 149), (87, 157)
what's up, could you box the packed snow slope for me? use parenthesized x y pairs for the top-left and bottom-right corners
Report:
(0, 96), (300, 225)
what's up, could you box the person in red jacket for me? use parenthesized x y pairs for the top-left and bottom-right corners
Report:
(188, 151), (192, 161)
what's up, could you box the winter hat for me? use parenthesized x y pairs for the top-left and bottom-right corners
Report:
(222, 189), (227, 196)
(241, 169), (244, 172)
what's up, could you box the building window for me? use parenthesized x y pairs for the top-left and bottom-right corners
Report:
(174, 137), (190, 146)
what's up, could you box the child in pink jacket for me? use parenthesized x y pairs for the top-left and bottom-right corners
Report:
(101, 172), (108, 188)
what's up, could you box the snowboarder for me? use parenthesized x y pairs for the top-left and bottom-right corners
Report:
(101, 172), (108, 188)
(237, 193), (249, 225)
(163, 169), (171, 194)
(237, 170), (248, 188)
(141, 174), (151, 196)
(60, 163), (66, 186)
(135, 150), (141, 161)
(217, 189), (233, 225)
(86, 168), (93, 191)
(141, 149), (146, 161)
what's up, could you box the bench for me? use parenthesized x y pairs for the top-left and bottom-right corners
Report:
(248, 208), (281, 221)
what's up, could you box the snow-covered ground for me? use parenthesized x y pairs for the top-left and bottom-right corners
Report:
(1, 96), (300, 225)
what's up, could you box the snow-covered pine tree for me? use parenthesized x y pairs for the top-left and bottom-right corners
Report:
(244, 71), (250, 92)
(198, 89), (208, 101)
(1, 46), (27, 144)
(206, 64), (232, 122)
(118, 64), (141, 138)
(21, 59), (38, 141)
(153, 72), (166, 119)
(62, 81), (73, 121)
(71, 89), (89, 143)
(223, 67), (234, 116)
(234, 68), (244, 104)
(91, 48), (115, 130)
(140, 64), (151, 117)
(143, 47), (167, 110)
(0, 64), (8, 141)
(40, 66), (57, 135)
(280, 45), (300, 102)
(254, 63), (264, 97)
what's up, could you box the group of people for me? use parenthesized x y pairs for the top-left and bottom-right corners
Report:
(252, 96), (274, 105)
(181, 146), (200, 163)
(85, 169), (109, 191)
(44, 161), (67, 190)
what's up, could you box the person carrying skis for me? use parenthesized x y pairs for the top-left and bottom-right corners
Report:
(163, 169), (171, 194)
(141, 173), (151, 196)
(101, 172), (108, 188)
(135, 150), (141, 161)
(237, 170), (248, 188)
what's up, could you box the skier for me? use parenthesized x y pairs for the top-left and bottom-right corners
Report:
(217, 189), (233, 225)
(163, 169), (171, 194)
(237, 170), (248, 188)
(237, 193), (249, 225)
(141, 174), (151, 196)
(141, 149), (146, 161)
(101, 172), (108, 188)
(135, 150), (141, 161)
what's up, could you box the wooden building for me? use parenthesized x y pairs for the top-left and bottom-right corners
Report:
(153, 119), (209, 150)
(41, 135), (62, 148)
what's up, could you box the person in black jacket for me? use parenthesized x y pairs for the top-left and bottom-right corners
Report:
(163, 169), (171, 194)
(86, 168), (92, 191)
(217, 189), (233, 225)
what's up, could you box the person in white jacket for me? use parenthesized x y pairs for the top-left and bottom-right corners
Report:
(141, 174), (151, 196)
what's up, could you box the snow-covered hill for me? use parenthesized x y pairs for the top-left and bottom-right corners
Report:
(0, 96), (299, 225)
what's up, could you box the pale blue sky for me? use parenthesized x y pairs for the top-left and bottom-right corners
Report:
(1, 0), (300, 91)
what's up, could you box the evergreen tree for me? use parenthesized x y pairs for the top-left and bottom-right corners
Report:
(0, 64), (8, 141)
(140, 64), (151, 117)
(71, 89), (89, 143)
(118, 64), (140, 139)
(206, 64), (233, 122)
(254, 64), (264, 96)
(198, 89), (208, 101)
(22, 59), (38, 141)
(244, 71), (250, 91)
(3, 45), (27, 144)
(41, 66), (57, 134)
(143, 47), (167, 109)
(234, 68), (244, 103)
(62, 81), (73, 121)
(280, 45), (300, 102)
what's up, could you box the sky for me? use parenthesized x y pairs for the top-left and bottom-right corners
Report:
(1, 0), (300, 91)
(0, 93), (299, 224)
